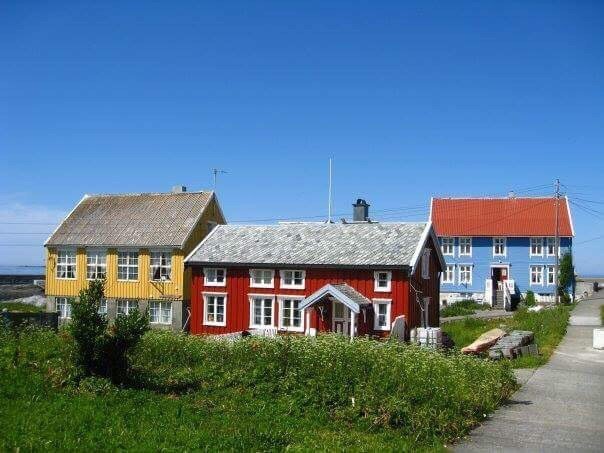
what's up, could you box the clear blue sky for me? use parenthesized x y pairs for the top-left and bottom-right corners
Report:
(1, 1), (603, 273)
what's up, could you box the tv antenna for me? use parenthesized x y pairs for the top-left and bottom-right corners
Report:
(212, 168), (228, 191)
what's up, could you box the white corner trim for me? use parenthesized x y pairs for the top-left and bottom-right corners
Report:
(184, 223), (222, 263)
(44, 194), (89, 246)
(565, 196), (575, 237)
(409, 222), (446, 273)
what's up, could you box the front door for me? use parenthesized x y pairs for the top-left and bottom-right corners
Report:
(332, 301), (350, 335)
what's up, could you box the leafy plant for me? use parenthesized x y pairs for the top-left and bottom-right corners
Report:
(523, 290), (536, 307)
(69, 279), (149, 384)
(440, 299), (490, 317)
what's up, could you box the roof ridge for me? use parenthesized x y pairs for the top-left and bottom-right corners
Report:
(84, 191), (210, 198)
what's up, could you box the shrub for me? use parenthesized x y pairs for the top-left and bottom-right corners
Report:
(130, 333), (517, 441)
(440, 299), (489, 317)
(69, 279), (149, 384)
(524, 291), (536, 307)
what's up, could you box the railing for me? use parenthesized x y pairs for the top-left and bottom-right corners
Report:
(485, 279), (493, 306)
(502, 281), (512, 311)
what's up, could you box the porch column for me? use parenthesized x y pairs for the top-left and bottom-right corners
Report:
(350, 311), (356, 341)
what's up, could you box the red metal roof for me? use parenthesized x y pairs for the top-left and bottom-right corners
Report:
(430, 197), (574, 237)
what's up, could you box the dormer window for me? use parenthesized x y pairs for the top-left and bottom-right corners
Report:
(374, 271), (392, 292)
(204, 268), (226, 286)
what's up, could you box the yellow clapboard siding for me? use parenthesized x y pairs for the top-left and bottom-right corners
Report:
(45, 195), (225, 300)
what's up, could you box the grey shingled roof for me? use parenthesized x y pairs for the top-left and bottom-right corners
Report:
(185, 222), (428, 267)
(45, 191), (214, 248)
(331, 284), (372, 306)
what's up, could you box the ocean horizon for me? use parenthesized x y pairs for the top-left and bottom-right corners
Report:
(0, 265), (45, 276)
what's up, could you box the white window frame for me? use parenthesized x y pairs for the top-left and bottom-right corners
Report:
(547, 266), (555, 285)
(204, 268), (227, 287)
(530, 238), (544, 257)
(98, 298), (107, 315)
(149, 250), (172, 282)
(249, 294), (275, 329)
(278, 295), (305, 332)
(441, 237), (454, 256)
(442, 265), (455, 284)
(249, 269), (275, 289)
(546, 237), (557, 257)
(279, 270), (306, 290)
(56, 297), (72, 319)
(86, 250), (106, 280)
(530, 265), (544, 286)
(459, 237), (472, 256)
(56, 249), (77, 280)
(493, 237), (506, 257)
(203, 292), (227, 326)
(116, 299), (138, 316)
(149, 300), (173, 324)
(374, 271), (392, 292)
(117, 250), (139, 281)
(458, 265), (473, 285)
(372, 298), (392, 331)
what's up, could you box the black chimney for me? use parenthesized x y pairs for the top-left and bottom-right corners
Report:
(352, 199), (370, 222)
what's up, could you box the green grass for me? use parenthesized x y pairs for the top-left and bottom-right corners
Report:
(0, 301), (44, 313)
(440, 299), (490, 318)
(442, 305), (573, 368)
(600, 305), (604, 324)
(0, 328), (517, 451)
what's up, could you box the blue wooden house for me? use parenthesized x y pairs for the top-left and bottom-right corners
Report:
(430, 196), (574, 308)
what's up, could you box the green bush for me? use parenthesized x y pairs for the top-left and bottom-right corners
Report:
(70, 279), (149, 384)
(440, 299), (489, 318)
(524, 291), (536, 307)
(130, 333), (516, 441)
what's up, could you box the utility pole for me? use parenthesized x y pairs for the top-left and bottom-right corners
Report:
(554, 178), (560, 304)
(212, 169), (227, 192)
(327, 158), (333, 223)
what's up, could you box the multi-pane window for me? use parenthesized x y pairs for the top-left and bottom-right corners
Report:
(204, 268), (226, 286)
(56, 297), (72, 319)
(56, 250), (76, 279)
(373, 299), (391, 331)
(442, 265), (455, 284)
(546, 237), (557, 256)
(459, 237), (472, 256)
(279, 297), (303, 331)
(441, 237), (454, 256)
(374, 271), (392, 292)
(547, 266), (555, 285)
(116, 300), (138, 316)
(530, 266), (543, 285)
(98, 299), (107, 315)
(250, 296), (274, 328)
(459, 265), (472, 284)
(530, 238), (543, 256)
(149, 301), (172, 324)
(421, 249), (431, 279)
(117, 251), (139, 280)
(203, 293), (226, 326)
(86, 251), (106, 280)
(280, 270), (305, 289)
(150, 251), (172, 281)
(250, 269), (274, 288)
(493, 238), (506, 256)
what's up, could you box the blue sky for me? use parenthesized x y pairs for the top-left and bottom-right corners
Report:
(1, 1), (603, 273)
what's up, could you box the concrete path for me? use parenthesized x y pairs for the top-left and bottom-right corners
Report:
(455, 297), (604, 452)
(440, 309), (514, 324)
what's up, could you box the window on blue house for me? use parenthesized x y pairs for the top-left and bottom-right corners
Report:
(442, 265), (455, 284)
(530, 266), (543, 285)
(530, 238), (543, 257)
(547, 266), (555, 285)
(459, 237), (472, 256)
(459, 265), (472, 284)
(441, 237), (454, 256)
(493, 237), (506, 256)
(546, 238), (557, 256)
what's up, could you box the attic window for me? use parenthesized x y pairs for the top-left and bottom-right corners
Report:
(204, 268), (226, 286)
(280, 270), (305, 289)
(374, 271), (392, 292)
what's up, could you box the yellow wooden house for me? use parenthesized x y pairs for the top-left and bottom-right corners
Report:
(44, 186), (226, 331)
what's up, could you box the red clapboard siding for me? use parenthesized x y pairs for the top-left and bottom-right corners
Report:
(189, 266), (423, 337)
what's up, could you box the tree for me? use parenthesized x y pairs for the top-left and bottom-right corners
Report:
(70, 279), (149, 384)
(558, 253), (574, 292)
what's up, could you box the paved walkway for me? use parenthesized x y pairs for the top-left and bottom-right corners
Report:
(455, 297), (604, 452)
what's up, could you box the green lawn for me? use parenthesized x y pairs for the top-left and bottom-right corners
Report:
(442, 304), (573, 368)
(0, 329), (517, 451)
(440, 300), (490, 318)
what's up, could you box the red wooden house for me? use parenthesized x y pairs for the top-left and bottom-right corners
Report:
(185, 201), (445, 338)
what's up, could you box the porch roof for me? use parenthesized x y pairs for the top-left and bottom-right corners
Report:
(299, 283), (372, 314)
